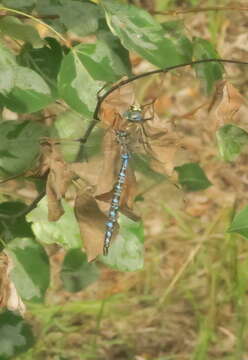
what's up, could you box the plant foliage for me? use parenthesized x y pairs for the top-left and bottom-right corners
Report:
(0, 1), (247, 358)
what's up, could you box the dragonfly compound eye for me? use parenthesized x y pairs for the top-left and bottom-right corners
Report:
(124, 110), (143, 123)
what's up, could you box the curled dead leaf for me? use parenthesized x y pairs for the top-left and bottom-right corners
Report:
(208, 80), (246, 131)
(0, 252), (25, 315)
(74, 185), (114, 262)
(142, 112), (182, 176)
(29, 139), (75, 221)
(45, 140), (74, 221)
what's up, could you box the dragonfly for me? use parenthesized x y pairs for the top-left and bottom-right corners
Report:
(0, 104), (181, 256)
(102, 102), (162, 255)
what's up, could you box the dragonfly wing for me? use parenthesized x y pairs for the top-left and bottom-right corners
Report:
(100, 80), (135, 127)
(75, 186), (109, 261)
(58, 127), (104, 163)
(94, 130), (121, 197)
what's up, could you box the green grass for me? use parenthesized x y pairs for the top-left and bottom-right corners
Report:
(16, 203), (248, 360)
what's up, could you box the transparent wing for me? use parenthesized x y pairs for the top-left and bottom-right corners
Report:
(56, 127), (105, 163)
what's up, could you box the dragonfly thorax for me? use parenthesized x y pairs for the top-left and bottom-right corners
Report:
(123, 105), (143, 123)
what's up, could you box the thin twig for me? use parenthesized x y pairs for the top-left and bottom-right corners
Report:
(0, 173), (26, 185)
(0, 191), (45, 220)
(158, 242), (203, 306)
(80, 58), (248, 144)
(152, 5), (248, 16)
(0, 12), (59, 19)
(0, 7), (68, 46)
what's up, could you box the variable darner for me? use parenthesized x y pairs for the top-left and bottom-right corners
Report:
(103, 103), (155, 255)
(0, 103), (178, 259)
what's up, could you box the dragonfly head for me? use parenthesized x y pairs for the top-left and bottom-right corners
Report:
(123, 104), (143, 123)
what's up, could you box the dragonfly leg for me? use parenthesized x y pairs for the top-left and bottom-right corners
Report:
(141, 98), (156, 109)
(137, 123), (159, 159)
(142, 98), (156, 122)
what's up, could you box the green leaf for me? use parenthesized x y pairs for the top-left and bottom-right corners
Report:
(216, 124), (248, 162)
(102, 0), (192, 68)
(0, 120), (49, 178)
(0, 41), (16, 66)
(132, 153), (166, 182)
(0, 310), (35, 360)
(161, 20), (193, 61)
(18, 37), (63, 93)
(100, 216), (144, 272)
(58, 38), (130, 116)
(0, 42), (16, 95)
(34, 0), (66, 33)
(2, 0), (36, 10)
(0, 202), (33, 250)
(26, 197), (82, 249)
(193, 37), (224, 94)
(0, 42), (53, 112)
(6, 238), (50, 302)
(97, 26), (132, 76)
(35, 0), (102, 35)
(58, 1), (102, 36)
(228, 205), (248, 239)
(58, 47), (103, 118)
(52, 110), (103, 162)
(61, 249), (99, 292)
(175, 162), (212, 191)
(0, 16), (43, 47)
(0, 65), (53, 113)
(35, 0), (60, 15)
(74, 41), (130, 82)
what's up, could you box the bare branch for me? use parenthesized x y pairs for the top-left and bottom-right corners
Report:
(151, 5), (248, 16)
(80, 58), (248, 144)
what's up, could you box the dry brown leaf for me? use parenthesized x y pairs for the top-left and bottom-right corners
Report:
(0, 252), (9, 307)
(74, 186), (112, 261)
(172, 101), (209, 121)
(154, 94), (173, 116)
(208, 80), (245, 131)
(46, 141), (74, 221)
(0, 252), (25, 315)
(121, 167), (138, 211)
(70, 159), (101, 188)
(46, 171), (65, 221)
(31, 139), (74, 221)
(143, 112), (181, 175)
(25, 139), (52, 177)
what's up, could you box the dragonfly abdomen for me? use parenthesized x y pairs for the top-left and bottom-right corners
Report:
(103, 133), (130, 256)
